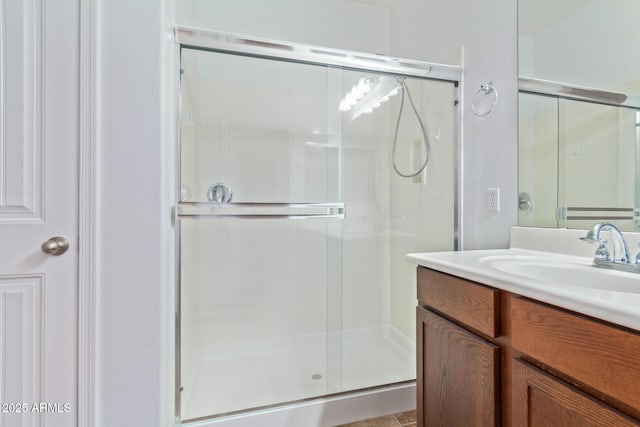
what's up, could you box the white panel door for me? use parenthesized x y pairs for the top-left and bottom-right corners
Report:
(0, 0), (78, 426)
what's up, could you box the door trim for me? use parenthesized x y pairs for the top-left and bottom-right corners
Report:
(78, 0), (98, 424)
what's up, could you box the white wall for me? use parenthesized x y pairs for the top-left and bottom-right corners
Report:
(96, 0), (175, 426)
(391, 0), (518, 249)
(176, 0), (391, 55)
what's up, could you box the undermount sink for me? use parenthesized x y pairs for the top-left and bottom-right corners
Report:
(479, 254), (640, 294)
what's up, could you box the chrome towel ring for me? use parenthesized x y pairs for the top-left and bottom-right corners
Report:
(471, 82), (498, 117)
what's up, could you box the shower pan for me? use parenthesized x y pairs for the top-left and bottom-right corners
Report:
(175, 28), (461, 425)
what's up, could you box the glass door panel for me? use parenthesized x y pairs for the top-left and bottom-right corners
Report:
(179, 219), (342, 419)
(337, 69), (456, 391)
(179, 49), (343, 421)
(180, 49), (342, 204)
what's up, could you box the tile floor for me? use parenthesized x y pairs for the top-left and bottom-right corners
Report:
(336, 410), (416, 427)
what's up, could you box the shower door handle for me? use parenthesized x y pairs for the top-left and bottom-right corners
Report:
(176, 202), (345, 219)
(207, 183), (233, 203)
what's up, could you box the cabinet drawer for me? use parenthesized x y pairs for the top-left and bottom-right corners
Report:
(511, 297), (640, 412)
(417, 267), (500, 337)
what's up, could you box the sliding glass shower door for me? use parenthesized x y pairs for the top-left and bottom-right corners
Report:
(177, 38), (458, 423)
(178, 48), (345, 421)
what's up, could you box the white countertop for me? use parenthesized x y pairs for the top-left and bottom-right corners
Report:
(407, 246), (640, 331)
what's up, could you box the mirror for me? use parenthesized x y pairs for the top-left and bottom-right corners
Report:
(518, 0), (640, 231)
(519, 0), (640, 94)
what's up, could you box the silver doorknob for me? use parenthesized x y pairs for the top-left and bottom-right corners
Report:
(41, 236), (69, 256)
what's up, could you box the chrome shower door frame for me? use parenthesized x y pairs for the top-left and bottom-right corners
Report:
(173, 27), (462, 424)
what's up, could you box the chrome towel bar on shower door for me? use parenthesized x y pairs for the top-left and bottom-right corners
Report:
(176, 202), (345, 219)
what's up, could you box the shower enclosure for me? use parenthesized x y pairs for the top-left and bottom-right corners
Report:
(175, 28), (461, 424)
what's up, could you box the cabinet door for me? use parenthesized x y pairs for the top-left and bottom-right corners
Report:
(417, 307), (500, 427)
(512, 360), (640, 427)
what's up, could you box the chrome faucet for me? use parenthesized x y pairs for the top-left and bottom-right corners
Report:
(580, 222), (639, 273)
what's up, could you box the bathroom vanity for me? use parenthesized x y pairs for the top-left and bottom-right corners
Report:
(409, 235), (640, 427)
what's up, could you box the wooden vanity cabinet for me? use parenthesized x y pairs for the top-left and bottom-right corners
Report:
(417, 266), (640, 427)
(417, 267), (502, 427)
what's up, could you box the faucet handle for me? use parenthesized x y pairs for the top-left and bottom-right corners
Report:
(635, 242), (640, 265)
(594, 239), (611, 262)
